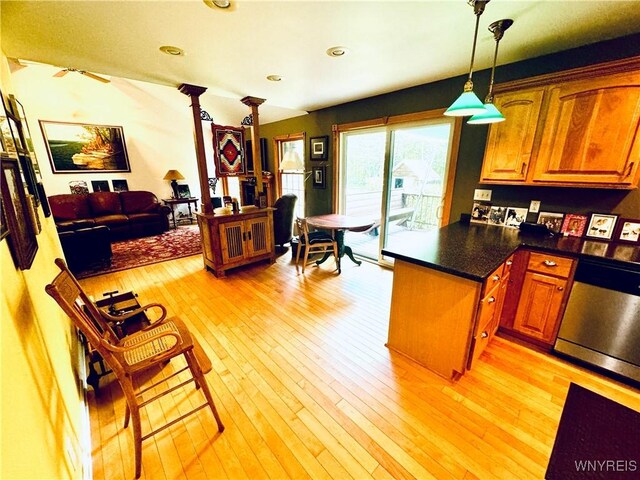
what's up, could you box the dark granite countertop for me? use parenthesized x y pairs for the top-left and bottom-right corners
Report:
(382, 222), (640, 282)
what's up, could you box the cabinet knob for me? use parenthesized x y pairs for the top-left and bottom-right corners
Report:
(481, 331), (489, 339)
(557, 286), (564, 291)
(487, 296), (496, 304)
(492, 274), (501, 282)
(506, 260), (513, 266)
(543, 260), (557, 267)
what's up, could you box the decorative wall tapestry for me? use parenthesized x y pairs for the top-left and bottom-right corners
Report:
(212, 124), (245, 176)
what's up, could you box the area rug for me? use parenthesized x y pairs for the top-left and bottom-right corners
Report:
(75, 225), (202, 279)
(545, 382), (640, 479)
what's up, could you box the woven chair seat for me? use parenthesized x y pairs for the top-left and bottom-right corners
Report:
(122, 322), (180, 365)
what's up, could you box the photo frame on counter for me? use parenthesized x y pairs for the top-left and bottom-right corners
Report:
(177, 184), (192, 198)
(585, 213), (618, 241)
(470, 201), (490, 224)
(537, 212), (564, 234)
(1, 155), (38, 269)
(504, 207), (528, 228)
(560, 213), (588, 237)
(312, 166), (326, 189)
(310, 136), (328, 160)
(614, 218), (640, 244)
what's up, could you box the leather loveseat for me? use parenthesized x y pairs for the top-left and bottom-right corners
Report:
(49, 191), (171, 239)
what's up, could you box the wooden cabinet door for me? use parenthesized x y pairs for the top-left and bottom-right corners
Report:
(480, 88), (545, 182)
(244, 217), (271, 258)
(513, 272), (567, 344)
(219, 221), (246, 264)
(533, 71), (640, 186)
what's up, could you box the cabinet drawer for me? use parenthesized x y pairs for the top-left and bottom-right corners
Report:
(527, 252), (574, 278)
(482, 264), (504, 297)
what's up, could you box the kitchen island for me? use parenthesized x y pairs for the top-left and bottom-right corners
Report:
(382, 222), (639, 380)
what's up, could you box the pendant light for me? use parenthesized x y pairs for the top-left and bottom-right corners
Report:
(468, 19), (514, 124)
(444, 0), (491, 117)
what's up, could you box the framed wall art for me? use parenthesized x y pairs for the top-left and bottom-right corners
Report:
(212, 124), (245, 176)
(91, 180), (110, 192)
(310, 136), (328, 160)
(312, 166), (326, 189)
(112, 179), (129, 192)
(69, 180), (89, 195)
(39, 120), (131, 173)
(614, 218), (640, 244)
(1, 155), (38, 269)
(585, 213), (618, 240)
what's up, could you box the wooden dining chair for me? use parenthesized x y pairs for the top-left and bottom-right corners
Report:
(45, 258), (224, 479)
(294, 217), (339, 273)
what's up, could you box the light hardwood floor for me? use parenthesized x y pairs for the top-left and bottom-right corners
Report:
(81, 252), (640, 480)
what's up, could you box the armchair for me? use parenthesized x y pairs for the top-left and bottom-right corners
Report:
(273, 193), (297, 248)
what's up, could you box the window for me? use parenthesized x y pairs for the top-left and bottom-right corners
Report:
(275, 133), (305, 219)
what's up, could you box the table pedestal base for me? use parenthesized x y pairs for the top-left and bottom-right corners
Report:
(315, 230), (362, 273)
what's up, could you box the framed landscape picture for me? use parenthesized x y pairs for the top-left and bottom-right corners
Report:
(39, 121), (131, 173)
(585, 213), (618, 240)
(560, 213), (588, 237)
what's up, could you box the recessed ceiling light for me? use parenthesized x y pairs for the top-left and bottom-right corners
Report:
(159, 45), (184, 56)
(266, 75), (282, 82)
(204, 0), (231, 9)
(326, 46), (349, 57)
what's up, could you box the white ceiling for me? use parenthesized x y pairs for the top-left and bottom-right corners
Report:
(3, 0), (640, 125)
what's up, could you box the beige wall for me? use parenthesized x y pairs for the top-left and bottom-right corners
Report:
(10, 62), (214, 214)
(1, 55), (88, 479)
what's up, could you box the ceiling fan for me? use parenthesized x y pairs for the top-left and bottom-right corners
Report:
(8, 58), (110, 83)
(53, 68), (110, 83)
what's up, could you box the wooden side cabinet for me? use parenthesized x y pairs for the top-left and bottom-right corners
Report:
(480, 88), (545, 183)
(502, 250), (575, 347)
(197, 208), (275, 277)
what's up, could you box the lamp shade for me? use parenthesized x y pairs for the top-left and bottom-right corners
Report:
(444, 91), (487, 117)
(163, 169), (185, 181)
(279, 150), (304, 171)
(467, 102), (505, 124)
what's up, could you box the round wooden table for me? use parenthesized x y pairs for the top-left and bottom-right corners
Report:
(305, 214), (375, 272)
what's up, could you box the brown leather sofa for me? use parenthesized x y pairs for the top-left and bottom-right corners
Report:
(49, 191), (171, 239)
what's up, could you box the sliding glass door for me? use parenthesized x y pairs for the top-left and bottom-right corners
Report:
(338, 114), (459, 265)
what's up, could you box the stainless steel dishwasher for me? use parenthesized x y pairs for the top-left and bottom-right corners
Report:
(554, 258), (640, 383)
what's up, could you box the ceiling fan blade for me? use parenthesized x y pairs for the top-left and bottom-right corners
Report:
(53, 69), (69, 78)
(80, 71), (110, 83)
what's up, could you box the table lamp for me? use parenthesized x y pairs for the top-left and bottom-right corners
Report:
(163, 169), (185, 198)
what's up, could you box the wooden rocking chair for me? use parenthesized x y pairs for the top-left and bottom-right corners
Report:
(45, 258), (224, 478)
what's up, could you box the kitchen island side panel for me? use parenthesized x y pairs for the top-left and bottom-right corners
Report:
(386, 259), (481, 379)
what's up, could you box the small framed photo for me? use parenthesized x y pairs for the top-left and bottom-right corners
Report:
(585, 213), (618, 240)
(537, 212), (564, 234)
(560, 213), (588, 237)
(470, 201), (491, 224)
(91, 180), (110, 192)
(488, 206), (506, 226)
(69, 180), (89, 195)
(504, 207), (528, 228)
(177, 184), (192, 198)
(310, 136), (328, 161)
(112, 179), (129, 192)
(312, 166), (326, 189)
(614, 218), (640, 244)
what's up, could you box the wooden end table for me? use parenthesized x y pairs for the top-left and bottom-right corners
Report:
(163, 197), (199, 228)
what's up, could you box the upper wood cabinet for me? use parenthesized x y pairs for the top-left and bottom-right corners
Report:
(480, 88), (545, 183)
(480, 56), (640, 189)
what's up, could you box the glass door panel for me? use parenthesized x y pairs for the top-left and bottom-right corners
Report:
(342, 129), (386, 261)
(382, 123), (453, 259)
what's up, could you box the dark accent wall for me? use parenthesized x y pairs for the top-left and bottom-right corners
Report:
(261, 33), (640, 220)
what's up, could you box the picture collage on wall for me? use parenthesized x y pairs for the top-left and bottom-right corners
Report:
(470, 201), (639, 245)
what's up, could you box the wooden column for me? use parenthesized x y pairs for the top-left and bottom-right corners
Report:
(240, 96), (266, 195)
(178, 83), (213, 214)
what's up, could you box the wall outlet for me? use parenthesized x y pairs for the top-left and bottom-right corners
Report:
(529, 200), (541, 213)
(474, 189), (492, 202)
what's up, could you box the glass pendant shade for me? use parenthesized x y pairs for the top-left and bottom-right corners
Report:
(467, 102), (505, 124)
(444, 90), (487, 116)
